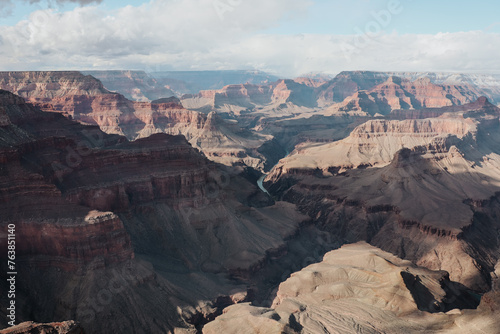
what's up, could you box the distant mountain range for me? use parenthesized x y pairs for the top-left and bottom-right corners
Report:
(84, 70), (281, 99)
(84, 70), (500, 108)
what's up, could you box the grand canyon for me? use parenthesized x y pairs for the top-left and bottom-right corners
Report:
(0, 68), (499, 333)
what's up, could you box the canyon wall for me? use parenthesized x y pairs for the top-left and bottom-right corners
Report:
(0, 89), (308, 333)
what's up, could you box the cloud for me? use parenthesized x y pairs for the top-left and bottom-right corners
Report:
(65, 0), (103, 4)
(23, 0), (102, 5)
(0, 0), (499, 77)
(0, 0), (310, 68)
(0, 0), (15, 18)
(148, 31), (500, 76)
(0, 0), (102, 18)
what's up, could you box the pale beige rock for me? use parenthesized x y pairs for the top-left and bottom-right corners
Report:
(272, 117), (476, 172)
(206, 243), (497, 334)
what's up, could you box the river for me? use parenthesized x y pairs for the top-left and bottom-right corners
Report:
(257, 149), (290, 194)
(257, 174), (270, 194)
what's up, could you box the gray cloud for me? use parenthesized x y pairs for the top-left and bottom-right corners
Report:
(0, 0), (14, 18)
(56, 0), (103, 4)
(0, 0), (499, 77)
(0, 0), (102, 16)
(26, 0), (103, 5)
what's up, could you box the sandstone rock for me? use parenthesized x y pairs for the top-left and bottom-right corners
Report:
(270, 80), (317, 108)
(326, 76), (481, 116)
(386, 71), (500, 105)
(0, 71), (109, 99)
(205, 243), (489, 334)
(315, 70), (390, 106)
(180, 80), (320, 116)
(317, 71), (500, 106)
(293, 76), (328, 88)
(181, 83), (273, 113)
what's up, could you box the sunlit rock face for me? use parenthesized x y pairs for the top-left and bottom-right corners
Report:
(325, 76), (482, 116)
(205, 242), (498, 334)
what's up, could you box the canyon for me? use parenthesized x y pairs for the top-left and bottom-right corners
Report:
(1, 70), (500, 333)
(0, 88), (308, 333)
(0, 71), (489, 168)
(0, 71), (278, 171)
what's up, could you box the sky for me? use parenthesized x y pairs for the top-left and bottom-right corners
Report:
(0, 0), (499, 77)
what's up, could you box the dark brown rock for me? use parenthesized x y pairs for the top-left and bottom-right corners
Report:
(0, 321), (84, 334)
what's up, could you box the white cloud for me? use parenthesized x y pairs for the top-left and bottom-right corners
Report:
(0, 0), (500, 77)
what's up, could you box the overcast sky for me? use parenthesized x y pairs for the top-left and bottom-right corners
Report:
(0, 0), (499, 77)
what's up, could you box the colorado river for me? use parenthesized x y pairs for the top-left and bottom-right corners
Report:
(257, 150), (290, 195)
(257, 174), (270, 194)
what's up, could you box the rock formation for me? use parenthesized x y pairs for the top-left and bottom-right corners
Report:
(326, 76), (481, 116)
(0, 71), (489, 172)
(0, 321), (84, 334)
(292, 76), (328, 88)
(180, 79), (321, 115)
(315, 70), (390, 106)
(317, 71), (500, 106)
(181, 83), (274, 113)
(205, 242), (496, 334)
(387, 72), (500, 105)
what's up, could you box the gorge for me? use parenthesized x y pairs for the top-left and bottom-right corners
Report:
(1, 70), (500, 334)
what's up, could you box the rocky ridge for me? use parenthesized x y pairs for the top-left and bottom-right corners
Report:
(319, 71), (500, 105)
(0, 71), (490, 172)
(326, 76), (481, 116)
(150, 70), (280, 96)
